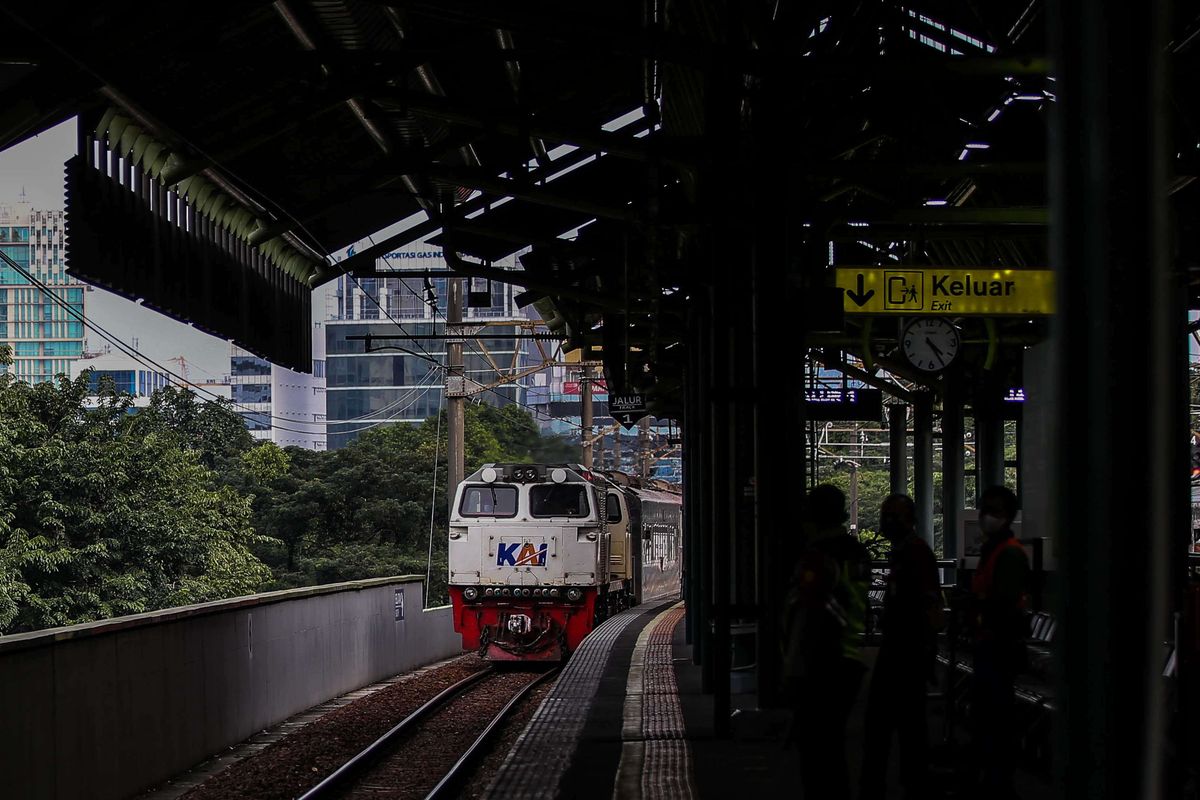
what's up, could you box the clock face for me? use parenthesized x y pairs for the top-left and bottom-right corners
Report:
(902, 317), (961, 372)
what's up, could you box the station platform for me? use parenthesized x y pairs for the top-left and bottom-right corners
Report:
(484, 599), (1055, 800)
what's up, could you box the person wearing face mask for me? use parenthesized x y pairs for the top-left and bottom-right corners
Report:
(969, 485), (1030, 799)
(859, 494), (942, 799)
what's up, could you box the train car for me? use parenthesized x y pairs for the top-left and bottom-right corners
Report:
(447, 463), (682, 661)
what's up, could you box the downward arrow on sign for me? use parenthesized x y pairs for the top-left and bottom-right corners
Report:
(846, 273), (875, 307)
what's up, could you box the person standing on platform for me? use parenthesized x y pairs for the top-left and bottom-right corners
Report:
(781, 483), (871, 800)
(969, 485), (1030, 799)
(860, 494), (942, 799)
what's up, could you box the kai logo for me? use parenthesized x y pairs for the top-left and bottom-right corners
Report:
(496, 541), (548, 567)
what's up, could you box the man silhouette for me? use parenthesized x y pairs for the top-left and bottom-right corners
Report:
(860, 494), (941, 799)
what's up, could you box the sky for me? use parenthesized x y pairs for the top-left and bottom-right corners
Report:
(0, 118), (259, 380)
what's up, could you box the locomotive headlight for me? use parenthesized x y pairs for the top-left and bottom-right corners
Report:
(550, 589), (561, 598)
(502, 588), (511, 597)
(463, 587), (479, 601)
(481, 467), (498, 483)
(567, 588), (583, 602)
(484, 588), (494, 597)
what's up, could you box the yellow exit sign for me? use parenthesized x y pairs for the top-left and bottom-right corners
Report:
(835, 267), (1055, 315)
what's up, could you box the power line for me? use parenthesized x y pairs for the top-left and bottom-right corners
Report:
(369, 246), (590, 433)
(346, 271), (443, 367)
(0, 249), (341, 437)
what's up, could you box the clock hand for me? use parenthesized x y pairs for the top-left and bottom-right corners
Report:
(926, 337), (946, 366)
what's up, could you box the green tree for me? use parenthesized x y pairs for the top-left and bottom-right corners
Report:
(0, 371), (272, 633)
(248, 402), (579, 604)
(138, 385), (254, 471)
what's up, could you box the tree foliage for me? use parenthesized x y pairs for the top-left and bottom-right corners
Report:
(0, 347), (582, 633)
(0, 368), (271, 633)
(250, 402), (580, 605)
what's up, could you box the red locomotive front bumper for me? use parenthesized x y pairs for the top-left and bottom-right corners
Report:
(449, 586), (598, 660)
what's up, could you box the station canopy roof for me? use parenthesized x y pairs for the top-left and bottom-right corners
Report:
(2, 1), (1199, 401)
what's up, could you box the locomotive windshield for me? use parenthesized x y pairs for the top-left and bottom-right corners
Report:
(529, 484), (591, 518)
(459, 485), (518, 517)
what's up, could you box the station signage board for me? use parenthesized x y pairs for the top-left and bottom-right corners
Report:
(610, 393), (647, 429)
(804, 388), (884, 421)
(836, 267), (1055, 315)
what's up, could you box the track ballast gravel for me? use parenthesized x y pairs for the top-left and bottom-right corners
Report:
(341, 669), (545, 800)
(182, 656), (486, 800)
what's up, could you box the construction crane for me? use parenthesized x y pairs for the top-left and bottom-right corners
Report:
(167, 356), (191, 386)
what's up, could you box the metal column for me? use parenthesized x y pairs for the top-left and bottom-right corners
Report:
(942, 381), (964, 565)
(1049, 0), (1179, 795)
(889, 404), (908, 496)
(708, 294), (733, 734)
(974, 402), (1005, 498)
(912, 394), (935, 548)
(695, 307), (714, 686)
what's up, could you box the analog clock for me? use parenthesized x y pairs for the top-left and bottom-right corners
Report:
(902, 317), (961, 372)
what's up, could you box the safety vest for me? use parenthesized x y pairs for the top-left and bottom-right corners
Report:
(971, 535), (1029, 608)
(969, 537), (1017, 599)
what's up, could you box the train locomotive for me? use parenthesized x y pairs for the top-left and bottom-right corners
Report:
(447, 463), (682, 661)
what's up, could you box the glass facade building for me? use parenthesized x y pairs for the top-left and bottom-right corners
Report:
(0, 201), (87, 383)
(325, 248), (533, 450)
(229, 318), (327, 449)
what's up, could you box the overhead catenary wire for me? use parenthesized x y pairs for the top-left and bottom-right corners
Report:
(369, 246), (590, 433)
(0, 248), (398, 437)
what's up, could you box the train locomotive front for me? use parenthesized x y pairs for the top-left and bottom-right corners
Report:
(448, 464), (631, 661)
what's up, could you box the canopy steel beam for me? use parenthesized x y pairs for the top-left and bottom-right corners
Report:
(376, 0), (1047, 77)
(422, 164), (638, 221)
(324, 117), (652, 281)
(375, 91), (692, 169)
(796, 161), (1046, 180)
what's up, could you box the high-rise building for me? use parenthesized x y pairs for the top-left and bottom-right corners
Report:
(0, 199), (86, 383)
(325, 247), (534, 450)
(230, 317), (327, 450)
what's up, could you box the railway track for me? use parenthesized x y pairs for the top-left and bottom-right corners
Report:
(297, 665), (558, 800)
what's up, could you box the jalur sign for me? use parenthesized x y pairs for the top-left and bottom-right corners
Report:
(836, 267), (1055, 315)
(609, 393), (648, 430)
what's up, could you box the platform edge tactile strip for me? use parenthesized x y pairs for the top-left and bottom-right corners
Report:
(482, 604), (656, 800)
(640, 606), (693, 800)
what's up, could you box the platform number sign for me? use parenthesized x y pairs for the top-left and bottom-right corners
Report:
(610, 393), (647, 430)
(394, 588), (405, 621)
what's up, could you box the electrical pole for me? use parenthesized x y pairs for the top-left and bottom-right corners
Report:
(446, 276), (465, 510)
(638, 415), (651, 478)
(595, 423), (606, 470)
(581, 366), (594, 468)
(613, 426), (623, 472)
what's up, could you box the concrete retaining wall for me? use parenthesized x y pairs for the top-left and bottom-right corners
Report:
(0, 577), (463, 800)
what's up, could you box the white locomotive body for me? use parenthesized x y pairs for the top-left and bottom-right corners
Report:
(447, 463), (680, 660)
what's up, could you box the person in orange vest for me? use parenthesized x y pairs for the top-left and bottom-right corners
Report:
(969, 485), (1030, 799)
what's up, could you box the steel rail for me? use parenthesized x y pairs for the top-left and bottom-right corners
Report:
(423, 667), (562, 800)
(296, 666), (493, 800)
